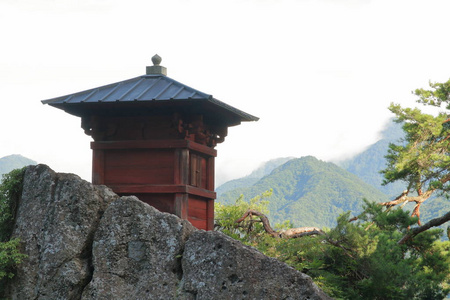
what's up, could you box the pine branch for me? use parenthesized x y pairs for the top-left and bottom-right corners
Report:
(398, 210), (450, 244)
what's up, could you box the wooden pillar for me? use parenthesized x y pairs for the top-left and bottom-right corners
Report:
(174, 148), (189, 219)
(92, 148), (105, 185)
(174, 194), (189, 220)
(206, 156), (215, 230)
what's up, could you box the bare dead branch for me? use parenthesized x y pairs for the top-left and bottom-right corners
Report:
(287, 230), (326, 238)
(280, 227), (325, 238)
(235, 209), (359, 258)
(236, 209), (325, 238)
(236, 209), (278, 237)
(379, 190), (409, 208)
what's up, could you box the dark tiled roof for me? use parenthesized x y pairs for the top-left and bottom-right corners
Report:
(42, 74), (258, 122)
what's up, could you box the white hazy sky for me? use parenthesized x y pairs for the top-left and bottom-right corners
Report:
(1, 0), (450, 186)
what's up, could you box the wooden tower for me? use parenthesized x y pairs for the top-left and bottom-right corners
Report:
(42, 55), (258, 230)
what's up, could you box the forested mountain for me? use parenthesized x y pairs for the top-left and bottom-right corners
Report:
(217, 120), (450, 230)
(217, 156), (389, 229)
(338, 121), (450, 225)
(0, 154), (37, 178)
(216, 157), (294, 196)
(337, 120), (404, 197)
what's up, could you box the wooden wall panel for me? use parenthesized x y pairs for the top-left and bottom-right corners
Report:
(189, 153), (209, 189)
(189, 219), (207, 231)
(188, 196), (207, 230)
(206, 199), (214, 231)
(103, 149), (174, 185)
(124, 193), (175, 214)
(91, 139), (217, 231)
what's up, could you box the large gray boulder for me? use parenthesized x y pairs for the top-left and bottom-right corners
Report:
(81, 196), (195, 299)
(6, 164), (332, 299)
(182, 230), (329, 300)
(7, 164), (118, 300)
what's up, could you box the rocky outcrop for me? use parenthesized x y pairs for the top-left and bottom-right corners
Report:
(81, 197), (195, 299)
(7, 164), (119, 299)
(6, 165), (332, 299)
(182, 231), (328, 299)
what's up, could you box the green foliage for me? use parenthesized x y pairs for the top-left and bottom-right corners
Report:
(382, 79), (450, 196)
(215, 80), (450, 298)
(0, 168), (27, 291)
(413, 80), (450, 109)
(216, 199), (450, 299)
(319, 203), (449, 299)
(215, 189), (276, 244)
(0, 168), (26, 242)
(0, 238), (27, 280)
(375, 79), (450, 241)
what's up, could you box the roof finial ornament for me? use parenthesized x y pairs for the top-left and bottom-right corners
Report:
(152, 54), (162, 66)
(147, 54), (167, 76)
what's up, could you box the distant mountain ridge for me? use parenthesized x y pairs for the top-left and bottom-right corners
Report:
(0, 154), (37, 178)
(337, 120), (449, 228)
(217, 120), (450, 230)
(217, 156), (388, 228)
(337, 120), (405, 197)
(216, 157), (294, 196)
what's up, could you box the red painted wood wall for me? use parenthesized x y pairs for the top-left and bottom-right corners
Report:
(89, 115), (218, 230)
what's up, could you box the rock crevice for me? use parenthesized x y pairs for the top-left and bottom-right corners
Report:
(6, 165), (331, 299)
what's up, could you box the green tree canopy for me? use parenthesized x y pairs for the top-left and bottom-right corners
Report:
(0, 168), (27, 293)
(381, 79), (450, 228)
(216, 196), (450, 299)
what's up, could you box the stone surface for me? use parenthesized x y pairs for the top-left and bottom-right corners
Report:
(81, 196), (195, 299)
(6, 164), (332, 299)
(181, 230), (331, 300)
(6, 165), (118, 300)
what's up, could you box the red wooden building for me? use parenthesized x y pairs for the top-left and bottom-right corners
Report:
(42, 55), (258, 230)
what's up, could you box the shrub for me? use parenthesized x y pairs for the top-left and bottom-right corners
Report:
(0, 168), (27, 293)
